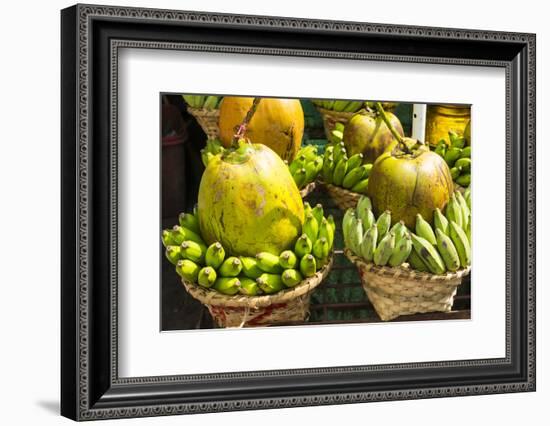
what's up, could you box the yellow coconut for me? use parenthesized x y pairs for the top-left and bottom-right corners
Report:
(198, 143), (304, 256)
(218, 97), (304, 162)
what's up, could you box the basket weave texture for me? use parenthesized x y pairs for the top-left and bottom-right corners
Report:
(316, 107), (354, 141)
(323, 183), (361, 210)
(182, 255), (333, 328)
(299, 181), (317, 198)
(345, 249), (470, 321)
(187, 107), (220, 139)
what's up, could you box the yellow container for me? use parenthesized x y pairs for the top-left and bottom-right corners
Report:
(425, 104), (471, 146)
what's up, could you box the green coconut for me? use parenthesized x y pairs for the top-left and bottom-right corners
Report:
(197, 143), (304, 256)
(343, 109), (404, 164)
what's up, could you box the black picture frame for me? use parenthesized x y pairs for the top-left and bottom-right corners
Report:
(61, 4), (536, 421)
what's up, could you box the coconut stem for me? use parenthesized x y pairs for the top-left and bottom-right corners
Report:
(232, 97), (262, 147)
(374, 102), (411, 154)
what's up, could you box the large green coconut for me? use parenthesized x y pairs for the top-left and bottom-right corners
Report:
(367, 144), (454, 228)
(198, 144), (304, 256)
(343, 110), (404, 164)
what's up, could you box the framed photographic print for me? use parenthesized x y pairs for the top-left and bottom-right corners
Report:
(61, 3), (536, 421)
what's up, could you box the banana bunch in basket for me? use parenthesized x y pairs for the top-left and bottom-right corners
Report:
(344, 189), (472, 274)
(312, 99), (365, 113)
(433, 130), (471, 187)
(286, 145), (323, 189)
(182, 95), (223, 110)
(162, 202), (335, 296)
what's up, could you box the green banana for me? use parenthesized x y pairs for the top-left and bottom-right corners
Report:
(175, 259), (200, 282)
(333, 146), (347, 165)
(332, 156), (348, 186)
(351, 178), (369, 194)
(342, 164), (368, 189)
(373, 232), (395, 266)
(342, 208), (356, 248)
(455, 173), (471, 187)
(455, 190), (470, 230)
(279, 250), (298, 270)
(292, 168), (307, 188)
(415, 213), (437, 246)
(450, 167), (461, 180)
(332, 100), (350, 112)
(410, 233), (446, 275)
(390, 220), (407, 245)
(281, 269), (303, 287)
(460, 146), (471, 158)
(312, 204), (324, 226)
(197, 266), (217, 288)
(321, 155), (335, 183)
(331, 129), (344, 142)
(444, 147), (462, 166)
(205, 242), (225, 269)
(324, 145), (334, 159)
(238, 277), (261, 296)
(348, 217), (364, 255)
(178, 212), (200, 234)
(165, 245), (181, 265)
(407, 249), (430, 272)
(464, 186), (471, 210)
(449, 221), (471, 268)
(346, 153), (364, 171)
(313, 237), (330, 260)
(303, 201), (312, 217)
(203, 95), (220, 110)
(376, 210), (391, 243)
(388, 233), (412, 267)
(434, 140), (447, 157)
(171, 225), (205, 246)
(334, 122), (345, 132)
(435, 229), (460, 272)
(360, 225), (378, 262)
(162, 229), (177, 248)
(213, 277), (241, 295)
(303, 213), (319, 243)
(299, 254), (317, 277)
(356, 195), (372, 215)
(318, 217), (335, 249)
(433, 208), (449, 236)
(240, 256), (264, 279)
(449, 131), (466, 148)
(343, 100), (364, 112)
(446, 193), (463, 229)
(357, 205), (375, 231)
(466, 220), (471, 245)
(455, 158), (471, 172)
(294, 234), (313, 258)
(218, 257), (242, 277)
(255, 252), (283, 273)
(298, 145), (318, 161)
(256, 273), (285, 294)
(304, 159), (321, 183)
(327, 215), (336, 234)
(180, 241), (206, 264)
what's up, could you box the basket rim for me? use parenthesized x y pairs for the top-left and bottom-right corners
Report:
(186, 106), (220, 117)
(323, 182), (362, 198)
(344, 248), (471, 282)
(182, 254), (333, 308)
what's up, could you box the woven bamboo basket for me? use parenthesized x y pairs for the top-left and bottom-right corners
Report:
(323, 183), (361, 210)
(316, 107), (354, 141)
(299, 181), (317, 198)
(181, 255), (333, 328)
(187, 107), (220, 139)
(345, 249), (470, 321)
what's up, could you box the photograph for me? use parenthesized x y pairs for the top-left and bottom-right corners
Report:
(160, 95), (472, 329)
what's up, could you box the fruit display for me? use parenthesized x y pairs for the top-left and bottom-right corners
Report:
(343, 190), (471, 274)
(311, 99), (365, 113)
(162, 201), (334, 296)
(286, 145), (323, 190)
(343, 108), (404, 164)
(182, 95), (223, 110)
(433, 129), (471, 187)
(218, 97), (304, 162)
(366, 103), (454, 228)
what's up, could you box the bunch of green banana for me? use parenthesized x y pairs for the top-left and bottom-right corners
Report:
(162, 201), (334, 296)
(182, 95), (223, 110)
(312, 99), (365, 113)
(342, 196), (412, 267)
(287, 145), (323, 189)
(406, 198), (472, 274)
(433, 130), (471, 187)
(321, 140), (372, 193)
